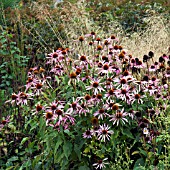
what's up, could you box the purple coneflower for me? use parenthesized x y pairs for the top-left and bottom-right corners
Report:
(17, 92), (33, 105)
(83, 129), (93, 138)
(86, 79), (104, 95)
(93, 108), (109, 120)
(130, 91), (144, 104)
(93, 158), (109, 169)
(97, 124), (114, 142)
(97, 63), (114, 76)
(0, 116), (10, 131)
(109, 108), (128, 126)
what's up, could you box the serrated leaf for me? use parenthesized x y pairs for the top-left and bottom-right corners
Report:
(63, 141), (72, 160)
(74, 144), (81, 160)
(54, 136), (63, 153)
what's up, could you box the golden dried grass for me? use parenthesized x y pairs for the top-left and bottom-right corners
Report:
(30, 0), (170, 60)
(119, 14), (170, 60)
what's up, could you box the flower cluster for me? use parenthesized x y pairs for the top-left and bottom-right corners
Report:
(4, 32), (170, 169)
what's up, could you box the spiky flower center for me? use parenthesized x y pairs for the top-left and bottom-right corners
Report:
(97, 160), (102, 164)
(56, 109), (63, 115)
(34, 70), (39, 74)
(109, 103), (114, 108)
(55, 65), (61, 70)
(89, 41), (93, 45)
(62, 50), (67, 55)
(80, 55), (86, 61)
(151, 65), (155, 69)
(99, 108), (105, 114)
(120, 79), (127, 84)
(53, 53), (58, 58)
(123, 71), (129, 76)
(143, 75), (149, 81)
(103, 64), (109, 70)
(121, 89), (127, 94)
(85, 94), (91, 101)
(102, 129), (108, 135)
(76, 68), (81, 75)
(112, 104), (119, 110)
(135, 94), (140, 99)
(36, 83), (43, 89)
(116, 111), (122, 118)
(46, 112), (53, 119)
(119, 53), (124, 60)
(104, 40), (109, 45)
(20, 92), (27, 99)
(109, 89), (114, 95)
(91, 31), (95, 35)
(97, 45), (102, 51)
(70, 72), (77, 79)
(111, 35), (116, 39)
(96, 37), (101, 41)
(98, 62), (103, 68)
(93, 82), (99, 88)
(152, 77), (156, 81)
(12, 94), (18, 100)
(72, 102), (77, 109)
(91, 117), (98, 125)
(36, 105), (43, 111)
(2, 120), (7, 125)
(27, 78), (33, 83)
(51, 105), (57, 110)
(114, 45), (119, 50)
(79, 36), (84, 42)
(148, 86), (152, 90)
(96, 94), (102, 99)
(85, 130), (91, 136)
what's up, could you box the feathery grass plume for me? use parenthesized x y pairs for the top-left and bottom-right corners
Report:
(120, 14), (170, 60)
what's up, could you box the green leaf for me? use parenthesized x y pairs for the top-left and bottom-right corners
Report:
(21, 137), (29, 145)
(131, 151), (140, 155)
(122, 128), (134, 139)
(8, 156), (18, 162)
(83, 147), (90, 154)
(14, 53), (20, 59)
(11, 50), (16, 54)
(133, 158), (145, 169)
(54, 136), (63, 153)
(0, 50), (9, 55)
(64, 129), (74, 138)
(74, 144), (81, 160)
(0, 37), (7, 43)
(6, 81), (11, 86)
(39, 117), (46, 138)
(63, 141), (72, 160)
(54, 148), (65, 164)
(139, 148), (147, 157)
(78, 165), (90, 170)
(6, 167), (15, 170)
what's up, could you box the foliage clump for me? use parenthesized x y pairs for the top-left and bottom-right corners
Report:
(0, 0), (170, 169)
(1, 32), (170, 169)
